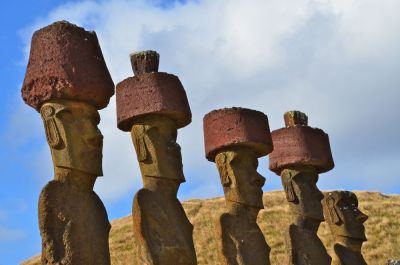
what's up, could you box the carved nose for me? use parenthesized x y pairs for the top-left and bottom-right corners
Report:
(316, 189), (324, 201)
(169, 141), (181, 152)
(356, 211), (368, 223)
(252, 173), (266, 187)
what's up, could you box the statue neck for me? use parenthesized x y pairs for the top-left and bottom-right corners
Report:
(143, 176), (180, 199)
(335, 236), (363, 252)
(294, 215), (321, 232)
(54, 167), (96, 192)
(226, 201), (260, 222)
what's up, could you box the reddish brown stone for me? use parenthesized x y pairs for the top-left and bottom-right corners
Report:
(116, 72), (191, 131)
(269, 126), (334, 174)
(130, 50), (160, 76)
(203, 107), (273, 161)
(21, 21), (114, 111)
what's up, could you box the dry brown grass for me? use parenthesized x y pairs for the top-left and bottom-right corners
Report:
(21, 191), (400, 265)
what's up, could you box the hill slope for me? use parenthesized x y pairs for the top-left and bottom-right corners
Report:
(22, 191), (400, 264)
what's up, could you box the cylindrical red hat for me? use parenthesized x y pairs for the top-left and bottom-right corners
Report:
(203, 107), (273, 162)
(21, 21), (115, 111)
(116, 51), (191, 131)
(269, 111), (334, 174)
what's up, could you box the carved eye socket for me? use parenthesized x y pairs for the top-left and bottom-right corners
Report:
(58, 110), (74, 123)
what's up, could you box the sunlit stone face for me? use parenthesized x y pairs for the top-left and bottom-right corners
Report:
(40, 100), (103, 177)
(281, 169), (325, 221)
(131, 115), (185, 183)
(216, 147), (266, 209)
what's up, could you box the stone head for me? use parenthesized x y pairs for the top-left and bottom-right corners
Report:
(323, 191), (368, 241)
(131, 115), (185, 184)
(281, 167), (325, 221)
(215, 147), (266, 209)
(40, 100), (103, 177)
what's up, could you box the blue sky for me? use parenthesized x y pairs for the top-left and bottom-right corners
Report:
(1, 0), (400, 264)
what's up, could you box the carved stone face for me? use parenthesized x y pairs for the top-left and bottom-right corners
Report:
(281, 168), (324, 221)
(40, 100), (103, 177)
(131, 115), (185, 182)
(323, 191), (368, 241)
(215, 147), (266, 209)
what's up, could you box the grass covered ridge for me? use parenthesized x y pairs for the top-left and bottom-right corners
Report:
(22, 191), (400, 264)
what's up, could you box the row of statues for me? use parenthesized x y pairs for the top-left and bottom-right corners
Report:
(21, 21), (368, 265)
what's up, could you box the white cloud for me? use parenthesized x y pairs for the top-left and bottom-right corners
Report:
(17, 0), (400, 203)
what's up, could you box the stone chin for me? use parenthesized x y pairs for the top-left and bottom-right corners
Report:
(141, 164), (185, 183)
(291, 205), (325, 222)
(51, 147), (103, 177)
(336, 225), (367, 242)
(224, 188), (264, 210)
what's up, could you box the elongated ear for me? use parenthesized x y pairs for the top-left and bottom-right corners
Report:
(40, 105), (62, 149)
(215, 153), (231, 187)
(131, 125), (147, 162)
(281, 171), (297, 202)
(326, 197), (341, 224)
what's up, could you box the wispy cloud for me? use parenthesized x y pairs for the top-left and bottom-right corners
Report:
(15, 0), (400, 203)
(0, 226), (25, 242)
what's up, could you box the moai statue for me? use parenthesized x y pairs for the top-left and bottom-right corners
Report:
(116, 51), (197, 265)
(323, 191), (368, 265)
(269, 110), (334, 265)
(21, 21), (114, 264)
(203, 108), (274, 265)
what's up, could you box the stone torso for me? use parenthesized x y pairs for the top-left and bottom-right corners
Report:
(286, 224), (331, 265)
(332, 244), (367, 265)
(132, 188), (197, 265)
(217, 213), (271, 265)
(39, 180), (111, 265)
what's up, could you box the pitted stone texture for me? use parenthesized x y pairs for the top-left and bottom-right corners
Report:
(130, 50), (160, 76)
(269, 126), (334, 174)
(284, 110), (308, 127)
(286, 225), (332, 265)
(203, 108), (273, 161)
(116, 72), (191, 131)
(217, 212), (271, 265)
(39, 180), (111, 265)
(132, 189), (197, 265)
(21, 21), (114, 111)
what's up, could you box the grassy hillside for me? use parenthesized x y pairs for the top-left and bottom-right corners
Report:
(21, 191), (400, 264)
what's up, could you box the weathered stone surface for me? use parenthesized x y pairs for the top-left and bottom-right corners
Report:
(270, 111), (332, 265)
(116, 73), (191, 131)
(323, 191), (368, 265)
(132, 188), (197, 265)
(204, 108), (272, 265)
(40, 101), (104, 176)
(214, 149), (271, 265)
(269, 119), (334, 174)
(117, 51), (196, 265)
(21, 21), (114, 111)
(39, 180), (111, 264)
(130, 50), (160, 75)
(35, 100), (112, 264)
(280, 168), (331, 265)
(286, 224), (331, 265)
(203, 107), (273, 161)
(130, 115), (197, 265)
